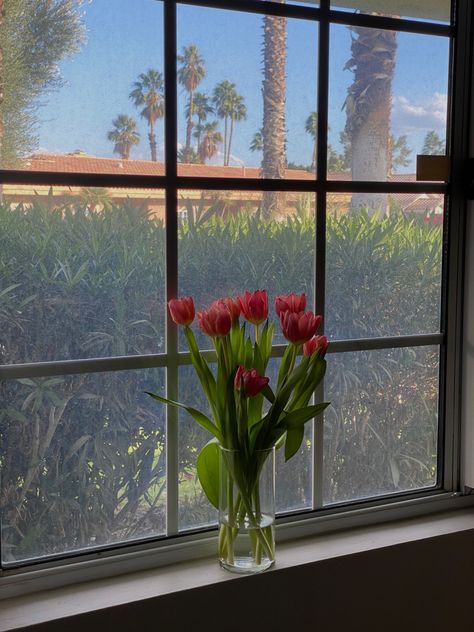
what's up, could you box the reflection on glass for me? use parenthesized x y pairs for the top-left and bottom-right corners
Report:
(328, 25), (449, 182)
(0, 187), (166, 364)
(0, 0), (164, 172)
(177, 5), (317, 178)
(331, 1), (451, 23)
(326, 193), (443, 340)
(0, 369), (166, 564)
(178, 190), (316, 349)
(323, 346), (439, 505)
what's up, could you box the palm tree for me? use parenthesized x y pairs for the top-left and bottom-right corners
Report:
(198, 121), (223, 164)
(107, 115), (140, 160)
(178, 45), (206, 162)
(226, 93), (247, 166)
(213, 80), (235, 166)
(250, 129), (263, 154)
(262, 5), (287, 216)
(305, 111), (318, 172)
(129, 69), (164, 162)
(422, 130), (444, 155)
(188, 92), (213, 148)
(344, 25), (397, 214)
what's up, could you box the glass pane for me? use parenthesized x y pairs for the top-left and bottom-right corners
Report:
(328, 26), (449, 181)
(331, 1), (450, 23)
(0, 0), (164, 172)
(0, 187), (166, 364)
(178, 190), (316, 349)
(323, 346), (439, 505)
(326, 193), (443, 340)
(1, 369), (166, 565)
(177, 5), (318, 177)
(178, 358), (312, 532)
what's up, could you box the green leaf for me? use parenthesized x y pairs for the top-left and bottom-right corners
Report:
(145, 392), (223, 443)
(281, 402), (329, 429)
(285, 425), (305, 461)
(197, 439), (220, 509)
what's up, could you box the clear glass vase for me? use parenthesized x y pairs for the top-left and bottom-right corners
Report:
(218, 445), (275, 574)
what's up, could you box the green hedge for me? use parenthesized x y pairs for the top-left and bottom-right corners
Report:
(0, 196), (442, 560)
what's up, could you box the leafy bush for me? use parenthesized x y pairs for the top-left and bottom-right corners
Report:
(0, 195), (442, 560)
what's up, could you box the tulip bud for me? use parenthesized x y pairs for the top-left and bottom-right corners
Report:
(168, 296), (195, 326)
(198, 301), (232, 337)
(238, 290), (268, 325)
(303, 335), (328, 357)
(275, 292), (306, 318)
(234, 365), (270, 397)
(280, 310), (322, 345)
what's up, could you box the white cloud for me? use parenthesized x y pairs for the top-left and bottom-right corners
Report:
(392, 92), (447, 134)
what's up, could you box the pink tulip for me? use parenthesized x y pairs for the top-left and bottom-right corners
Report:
(213, 297), (241, 322)
(238, 290), (268, 325)
(303, 335), (328, 358)
(275, 292), (306, 317)
(234, 365), (270, 397)
(198, 301), (232, 337)
(168, 296), (195, 326)
(280, 310), (322, 345)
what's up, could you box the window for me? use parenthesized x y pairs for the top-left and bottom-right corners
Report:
(0, 0), (468, 586)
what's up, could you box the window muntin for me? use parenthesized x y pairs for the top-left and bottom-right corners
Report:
(0, 0), (455, 570)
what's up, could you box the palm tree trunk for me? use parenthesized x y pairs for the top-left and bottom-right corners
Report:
(227, 116), (234, 166)
(346, 26), (397, 216)
(149, 119), (157, 162)
(223, 115), (228, 166)
(262, 8), (287, 217)
(185, 90), (194, 160)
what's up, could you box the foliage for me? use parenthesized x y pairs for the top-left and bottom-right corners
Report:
(0, 0), (85, 166)
(0, 196), (442, 560)
(422, 130), (445, 156)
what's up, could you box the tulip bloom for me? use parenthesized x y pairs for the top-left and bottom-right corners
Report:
(238, 290), (268, 325)
(303, 335), (328, 358)
(234, 365), (270, 397)
(275, 292), (306, 317)
(168, 296), (195, 326)
(280, 310), (322, 345)
(214, 297), (241, 322)
(198, 301), (232, 337)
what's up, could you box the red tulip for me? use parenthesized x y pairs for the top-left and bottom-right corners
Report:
(213, 297), (241, 322)
(280, 310), (322, 345)
(275, 292), (306, 317)
(234, 365), (270, 397)
(168, 296), (195, 326)
(303, 335), (328, 358)
(198, 301), (232, 337)
(238, 290), (268, 325)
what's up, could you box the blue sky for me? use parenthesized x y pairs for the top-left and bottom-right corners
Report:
(37, 0), (449, 171)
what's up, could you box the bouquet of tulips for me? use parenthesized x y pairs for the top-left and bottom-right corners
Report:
(148, 289), (328, 569)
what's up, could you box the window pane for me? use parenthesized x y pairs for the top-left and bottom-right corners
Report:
(1, 369), (166, 565)
(178, 190), (316, 349)
(0, 187), (166, 364)
(323, 346), (439, 505)
(0, 0), (164, 173)
(326, 193), (443, 340)
(178, 358), (312, 532)
(328, 26), (449, 181)
(331, 1), (450, 23)
(177, 5), (317, 177)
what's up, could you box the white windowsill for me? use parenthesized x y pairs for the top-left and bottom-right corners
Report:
(1, 507), (474, 631)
